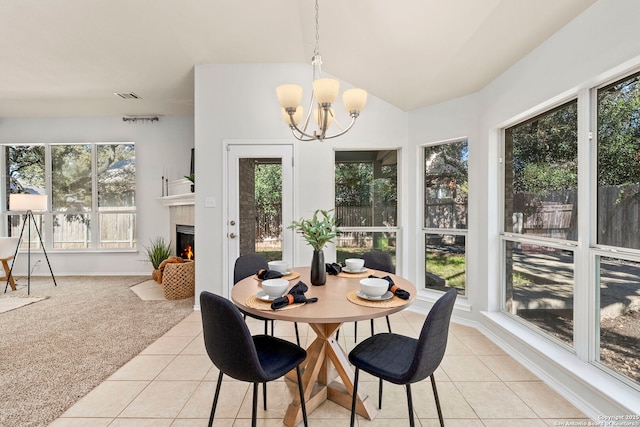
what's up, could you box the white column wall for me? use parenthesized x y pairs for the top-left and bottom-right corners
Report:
(0, 116), (193, 275)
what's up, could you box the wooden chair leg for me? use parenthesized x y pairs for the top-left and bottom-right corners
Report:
(208, 371), (224, 427)
(2, 259), (15, 291)
(431, 374), (444, 427)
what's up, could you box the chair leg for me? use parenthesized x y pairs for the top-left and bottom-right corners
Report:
(264, 320), (268, 335)
(431, 374), (444, 427)
(208, 371), (224, 427)
(252, 382), (259, 427)
(263, 382), (267, 410)
(370, 318), (374, 336)
(270, 320), (274, 336)
(296, 366), (308, 427)
(294, 322), (300, 346)
(378, 378), (383, 409)
(350, 367), (360, 427)
(386, 315), (392, 333)
(354, 321), (358, 342)
(406, 383), (415, 427)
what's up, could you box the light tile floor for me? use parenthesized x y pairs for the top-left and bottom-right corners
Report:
(49, 309), (592, 427)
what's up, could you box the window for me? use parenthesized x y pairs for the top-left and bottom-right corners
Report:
(423, 139), (468, 295)
(502, 100), (577, 347)
(595, 71), (640, 384)
(334, 150), (398, 265)
(5, 143), (136, 250)
(6, 145), (46, 249)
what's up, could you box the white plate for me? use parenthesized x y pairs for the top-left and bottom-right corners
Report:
(256, 290), (284, 301)
(343, 267), (367, 274)
(356, 290), (393, 301)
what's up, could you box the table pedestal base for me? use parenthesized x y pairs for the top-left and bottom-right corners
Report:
(284, 322), (377, 427)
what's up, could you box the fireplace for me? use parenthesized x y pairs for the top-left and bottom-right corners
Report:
(176, 224), (194, 260)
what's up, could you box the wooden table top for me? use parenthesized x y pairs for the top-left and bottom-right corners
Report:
(231, 266), (416, 324)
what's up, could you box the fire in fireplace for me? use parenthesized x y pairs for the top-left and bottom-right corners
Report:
(176, 224), (194, 260)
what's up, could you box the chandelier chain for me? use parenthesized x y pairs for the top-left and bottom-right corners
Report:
(314, 0), (320, 57)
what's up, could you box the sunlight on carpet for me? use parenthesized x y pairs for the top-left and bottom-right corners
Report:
(0, 295), (48, 313)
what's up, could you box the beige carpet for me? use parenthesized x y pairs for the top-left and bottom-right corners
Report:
(0, 275), (194, 427)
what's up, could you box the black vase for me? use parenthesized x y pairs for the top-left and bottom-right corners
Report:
(310, 249), (326, 286)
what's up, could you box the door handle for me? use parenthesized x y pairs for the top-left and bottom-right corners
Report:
(229, 233), (237, 239)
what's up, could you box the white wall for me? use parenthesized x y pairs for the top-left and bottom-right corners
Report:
(0, 116), (193, 275)
(193, 63), (407, 300)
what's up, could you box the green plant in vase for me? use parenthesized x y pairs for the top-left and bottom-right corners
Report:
(289, 209), (340, 285)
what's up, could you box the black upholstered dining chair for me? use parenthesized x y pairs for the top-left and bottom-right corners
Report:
(233, 254), (273, 336)
(348, 288), (457, 427)
(200, 291), (308, 427)
(338, 250), (395, 342)
(233, 253), (300, 345)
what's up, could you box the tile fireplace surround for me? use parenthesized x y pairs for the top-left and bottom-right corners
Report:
(160, 178), (194, 256)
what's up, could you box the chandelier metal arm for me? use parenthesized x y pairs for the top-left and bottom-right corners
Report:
(285, 107), (360, 141)
(319, 115), (358, 140)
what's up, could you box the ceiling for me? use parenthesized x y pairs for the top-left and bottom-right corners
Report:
(0, 0), (597, 118)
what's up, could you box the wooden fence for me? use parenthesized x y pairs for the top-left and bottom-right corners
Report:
(513, 185), (640, 247)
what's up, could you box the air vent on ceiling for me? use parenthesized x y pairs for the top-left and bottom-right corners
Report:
(113, 92), (141, 99)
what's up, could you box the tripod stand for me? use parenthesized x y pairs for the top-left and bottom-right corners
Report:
(4, 210), (57, 295)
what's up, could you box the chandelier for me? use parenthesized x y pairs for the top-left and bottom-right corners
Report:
(276, 0), (367, 141)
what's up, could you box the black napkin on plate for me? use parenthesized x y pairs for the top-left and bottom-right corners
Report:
(271, 281), (318, 310)
(325, 262), (343, 275)
(369, 274), (410, 300)
(257, 269), (283, 280)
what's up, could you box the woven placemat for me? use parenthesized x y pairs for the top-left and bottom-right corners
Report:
(245, 295), (305, 311)
(337, 269), (370, 279)
(346, 290), (408, 308)
(253, 271), (301, 282)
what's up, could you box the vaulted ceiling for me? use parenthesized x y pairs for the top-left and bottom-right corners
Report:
(0, 0), (596, 118)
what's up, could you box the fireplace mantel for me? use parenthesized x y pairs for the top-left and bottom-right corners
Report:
(159, 193), (195, 206)
(159, 178), (194, 206)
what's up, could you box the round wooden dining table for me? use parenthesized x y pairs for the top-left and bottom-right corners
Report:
(231, 266), (416, 427)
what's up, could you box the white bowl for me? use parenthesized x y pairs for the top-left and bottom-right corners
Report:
(268, 260), (289, 274)
(359, 277), (389, 297)
(261, 278), (289, 298)
(345, 258), (365, 271)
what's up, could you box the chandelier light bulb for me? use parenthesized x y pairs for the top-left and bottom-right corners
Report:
(312, 78), (339, 105)
(343, 88), (368, 115)
(276, 84), (303, 109)
(282, 106), (304, 125)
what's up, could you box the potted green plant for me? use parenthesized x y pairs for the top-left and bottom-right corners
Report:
(288, 209), (340, 285)
(145, 237), (172, 283)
